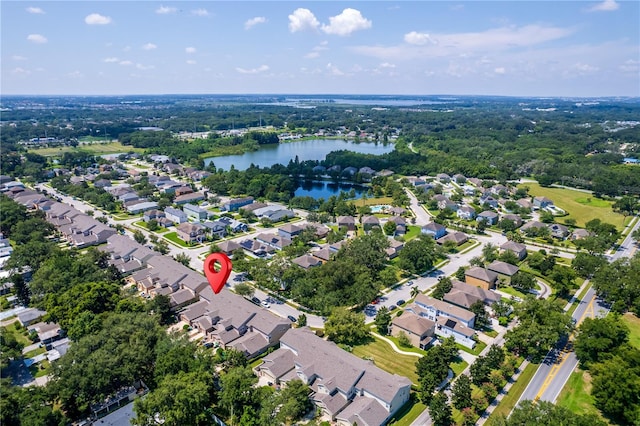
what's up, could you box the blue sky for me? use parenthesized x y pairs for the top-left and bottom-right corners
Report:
(2, 1), (638, 97)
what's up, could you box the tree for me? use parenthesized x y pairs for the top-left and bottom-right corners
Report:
(574, 316), (629, 367)
(592, 254), (640, 315)
(432, 277), (453, 300)
(147, 219), (160, 232)
(548, 265), (576, 297)
(491, 400), (607, 426)
(133, 229), (147, 245)
(153, 238), (170, 254)
(234, 283), (254, 298)
(590, 354), (640, 425)
(492, 299), (512, 319)
(218, 366), (257, 421)
(429, 392), (453, 426)
(324, 307), (369, 346)
(374, 306), (391, 335)
(416, 338), (458, 403)
(510, 271), (536, 292)
(451, 374), (472, 410)
(482, 243), (498, 262)
(384, 220), (398, 236)
(297, 313), (307, 327)
(397, 331), (412, 347)
(571, 252), (607, 278)
(612, 195), (638, 216)
(174, 252), (191, 267)
(470, 300), (489, 330)
(147, 294), (173, 326)
(411, 286), (420, 299)
(397, 234), (441, 274)
(497, 249), (519, 265)
(133, 371), (214, 426)
(455, 267), (466, 282)
(275, 379), (313, 424)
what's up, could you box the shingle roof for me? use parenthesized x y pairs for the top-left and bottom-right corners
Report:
(392, 312), (435, 336)
(465, 266), (499, 283)
(487, 260), (520, 276)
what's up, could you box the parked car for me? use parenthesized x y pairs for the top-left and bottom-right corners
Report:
(388, 304), (397, 311)
(251, 297), (260, 305)
(287, 315), (297, 323)
(397, 299), (406, 306)
(261, 300), (271, 308)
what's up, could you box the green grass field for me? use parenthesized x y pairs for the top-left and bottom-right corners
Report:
(556, 370), (605, 420)
(518, 183), (627, 230)
(163, 232), (195, 248)
(2, 322), (32, 347)
(28, 141), (144, 157)
(388, 394), (426, 426)
(351, 197), (394, 207)
(622, 313), (640, 349)
(352, 336), (420, 384)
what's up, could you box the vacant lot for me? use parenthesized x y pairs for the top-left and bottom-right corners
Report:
(623, 312), (640, 349)
(518, 183), (627, 230)
(28, 141), (144, 157)
(351, 336), (420, 384)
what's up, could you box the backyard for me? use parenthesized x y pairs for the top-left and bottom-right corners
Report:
(351, 336), (421, 384)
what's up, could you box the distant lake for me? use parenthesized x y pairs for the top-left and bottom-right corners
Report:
(294, 180), (370, 200)
(204, 139), (394, 171)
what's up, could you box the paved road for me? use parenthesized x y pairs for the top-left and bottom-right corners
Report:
(516, 216), (639, 406)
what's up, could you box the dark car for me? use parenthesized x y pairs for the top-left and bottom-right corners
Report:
(388, 304), (397, 311)
(397, 299), (406, 306)
(251, 297), (260, 305)
(287, 315), (297, 323)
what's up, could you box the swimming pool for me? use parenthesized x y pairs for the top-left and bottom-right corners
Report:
(370, 204), (391, 213)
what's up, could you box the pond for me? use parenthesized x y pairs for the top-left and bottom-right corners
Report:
(204, 138), (394, 171)
(294, 180), (370, 200)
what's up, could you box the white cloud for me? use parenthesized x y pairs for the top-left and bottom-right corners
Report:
(119, 60), (133, 66)
(288, 8), (320, 33)
(186, 60), (197, 65)
(136, 63), (154, 70)
(85, 13), (112, 25)
(26, 6), (44, 14)
(103, 57), (119, 63)
(245, 16), (267, 30)
(326, 63), (344, 76)
(379, 62), (396, 69)
(156, 5), (177, 15)
(68, 71), (84, 79)
(191, 8), (209, 17)
(304, 42), (329, 58)
(12, 55), (27, 61)
(27, 34), (47, 44)
(321, 8), (372, 36)
(404, 31), (435, 46)
(588, 0), (619, 12)
(494, 67), (506, 74)
(619, 59), (639, 73)
(12, 67), (31, 75)
(235, 65), (270, 74)
(142, 43), (157, 50)
(573, 62), (599, 73)
(185, 47), (196, 54)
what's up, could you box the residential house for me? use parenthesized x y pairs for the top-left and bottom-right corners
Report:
(28, 321), (63, 346)
(143, 209), (165, 222)
(437, 173), (451, 183)
(421, 222), (447, 239)
(223, 196), (254, 211)
(252, 206), (295, 222)
(174, 186), (194, 197)
(160, 182), (185, 194)
(358, 167), (376, 177)
(183, 203), (208, 221)
(533, 196), (554, 209)
(17, 308), (46, 327)
(443, 280), (500, 309)
(387, 216), (406, 235)
(256, 233), (292, 250)
(438, 198), (458, 212)
(164, 207), (188, 224)
(468, 178), (483, 187)
(436, 232), (468, 246)
(217, 240), (241, 256)
(51, 208), (116, 247)
(487, 260), (520, 284)
(490, 184), (509, 197)
(292, 254), (322, 269)
(465, 267), (499, 290)
(342, 166), (358, 177)
(176, 222), (206, 243)
(240, 202), (268, 213)
(548, 223), (569, 239)
(571, 228), (592, 240)
(479, 195), (499, 209)
(516, 199), (533, 210)
(385, 239), (404, 259)
(520, 220), (547, 233)
(130, 255), (208, 299)
(239, 239), (275, 257)
(462, 185), (476, 196)
(337, 215), (357, 231)
(453, 174), (466, 184)
(390, 312), (436, 349)
(174, 192), (205, 205)
(181, 287), (291, 358)
(254, 327), (412, 426)
(477, 211), (499, 226)
(312, 246), (334, 262)
(202, 221), (227, 239)
(500, 241), (527, 260)
(457, 206), (477, 220)
(389, 207), (406, 216)
(407, 295), (476, 348)
(94, 178), (111, 189)
(406, 176), (426, 186)
(361, 215), (380, 231)
(278, 224), (303, 239)
(218, 216), (249, 233)
(100, 234), (156, 276)
(501, 214), (523, 228)
(126, 201), (159, 214)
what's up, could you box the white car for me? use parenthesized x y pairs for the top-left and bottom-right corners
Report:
(261, 300), (271, 308)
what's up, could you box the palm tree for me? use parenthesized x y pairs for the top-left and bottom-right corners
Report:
(411, 286), (420, 299)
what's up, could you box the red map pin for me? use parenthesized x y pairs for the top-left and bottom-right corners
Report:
(204, 252), (232, 294)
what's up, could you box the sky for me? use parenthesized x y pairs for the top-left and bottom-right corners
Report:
(1, 1), (639, 97)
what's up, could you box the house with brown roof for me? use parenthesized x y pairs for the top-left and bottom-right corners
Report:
(500, 241), (527, 260)
(407, 294), (476, 348)
(217, 240), (241, 255)
(385, 239), (404, 259)
(361, 215), (380, 231)
(390, 312), (436, 349)
(292, 254), (322, 269)
(443, 280), (500, 310)
(337, 216), (357, 231)
(465, 266), (499, 290)
(436, 231), (468, 246)
(176, 222), (206, 243)
(254, 327), (411, 426)
(487, 260), (520, 283)
(174, 192), (205, 205)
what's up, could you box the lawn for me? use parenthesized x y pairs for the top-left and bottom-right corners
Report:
(28, 141), (144, 157)
(556, 369), (605, 420)
(622, 312), (640, 349)
(458, 340), (487, 356)
(489, 362), (539, 421)
(351, 336), (420, 384)
(451, 358), (469, 376)
(387, 394), (426, 426)
(163, 232), (196, 248)
(518, 183), (627, 230)
(351, 197), (394, 208)
(404, 225), (421, 241)
(134, 221), (169, 234)
(2, 322), (32, 347)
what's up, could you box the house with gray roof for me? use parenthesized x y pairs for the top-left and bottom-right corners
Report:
(336, 216), (357, 231)
(100, 234), (157, 276)
(436, 231), (468, 246)
(390, 312), (436, 349)
(443, 279), (500, 309)
(465, 266), (499, 290)
(183, 203), (208, 221)
(217, 240), (241, 255)
(421, 222), (447, 239)
(500, 241), (527, 260)
(176, 222), (206, 243)
(407, 295), (476, 348)
(164, 207), (188, 224)
(254, 327), (411, 425)
(477, 211), (499, 226)
(487, 261), (520, 280)
(292, 254), (322, 269)
(457, 206), (477, 220)
(218, 216), (248, 233)
(174, 192), (205, 205)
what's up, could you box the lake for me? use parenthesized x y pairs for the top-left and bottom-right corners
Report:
(294, 180), (370, 200)
(204, 139), (394, 171)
